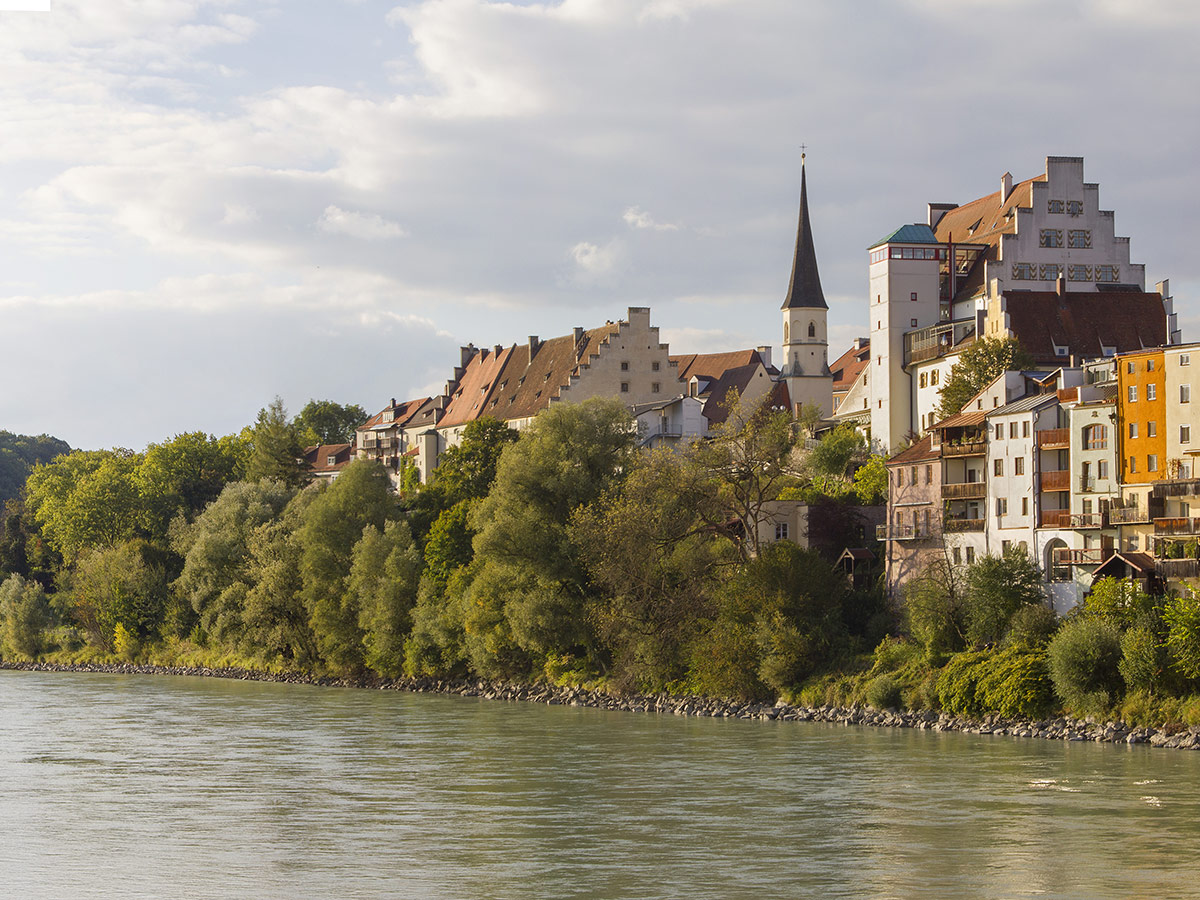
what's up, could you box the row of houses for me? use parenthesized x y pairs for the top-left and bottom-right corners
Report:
(883, 339), (1200, 610)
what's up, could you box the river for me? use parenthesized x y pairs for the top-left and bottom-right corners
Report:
(1, 670), (1198, 899)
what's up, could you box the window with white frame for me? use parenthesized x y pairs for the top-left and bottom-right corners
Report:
(775, 523), (789, 541)
(1148, 384), (1157, 401)
(1129, 385), (1138, 402)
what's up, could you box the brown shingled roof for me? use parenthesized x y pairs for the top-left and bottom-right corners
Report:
(830, 340), (870, 392)
(303, 443), (353, 474)
(886, 434), (937, 467)
(478, 323), (621, 424)
(932, 174), (1045, 249)
(702, 362), (774, 425)
(671, 349), (765, 384)
(438, 345), (514, 429)
(1003, 291), (1166, 363)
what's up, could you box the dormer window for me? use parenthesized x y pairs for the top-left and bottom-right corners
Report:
(1054, 344), (1068, 357)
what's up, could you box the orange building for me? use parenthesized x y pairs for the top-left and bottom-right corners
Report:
(1115, 348), (1165, 553)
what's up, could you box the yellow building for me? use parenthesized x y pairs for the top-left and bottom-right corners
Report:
(1114, 348), (1165, 553)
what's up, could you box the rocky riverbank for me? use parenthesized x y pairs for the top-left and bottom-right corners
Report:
(5, 659), (1199, 750)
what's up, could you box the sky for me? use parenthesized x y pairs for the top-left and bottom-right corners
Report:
(2, 0), (1198, 450)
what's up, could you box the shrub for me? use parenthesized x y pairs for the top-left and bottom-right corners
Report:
(871, 636), (921, 673)
(974, 646), (1055, 719)
(936, 650), (991, 718)
(0, 574), (53, 658)
(1047, 617), (1124, 712)
(961, 551), (1045, 648)
(866, 674), (902, 710)
(1163, 590), (1200, 682)
(1004, 604), (1059, 649)
(1119, 625), (1163, 694)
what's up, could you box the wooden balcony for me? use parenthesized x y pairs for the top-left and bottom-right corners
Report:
(942, 441), (987, 457)
(1054, 548), (1108, 566)
(942, 482), (986, 500)
(1040, 510), (1071, 528)
(1040, 470), (1071, 491)
(944, 518), (984, 533)
(1157, 558), (1200, 579)
(1153, 478), (1200, 499)
(1037, 428), (1070, 450)
(1109, 507), (1150, 525)
(1154, 517), (1200, 535)
(1069, 512), (1105, 529)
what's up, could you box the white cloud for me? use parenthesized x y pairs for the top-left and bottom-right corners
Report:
(623, 206), (679, 232)
(317, 205), (407, 240)
(568, 239), (624, 283)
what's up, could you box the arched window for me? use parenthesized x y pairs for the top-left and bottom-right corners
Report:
(808, 321), (816, 338)
(1045, 538), (1070, 582)
(784, 322), (789, 343)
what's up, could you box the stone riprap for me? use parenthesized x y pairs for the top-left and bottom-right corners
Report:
(4, 660), (1198, 750)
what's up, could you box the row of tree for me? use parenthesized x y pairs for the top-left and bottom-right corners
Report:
(0, 396), (890, 700)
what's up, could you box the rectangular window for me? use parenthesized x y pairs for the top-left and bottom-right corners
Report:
(1096, 265), (1119, 283)
(994, 459), (1004, 477)
(1009, 422), (1018, 439)
(1039, 229), (1063, 248)
(1148, 359), (1156, 372)
(1183, 384), (1192, 403)
(925, 465), (933, 484)
(620, 382), (630, 393)
(920, 373), (927, 388)
(1040, 263), (1061, 281)
(910, 292), (918, 301)
(1098, 460), (1109, 480)
(1127, 361), (1136, 374)
(1068, 229), (1092, 249)
(1012, 262), (1035, 280)
(1066, 200), (1083, 216)
(931, 370), (939, 385)
(1068, 264), (1091, 282)
(1015, 457), (1025, 475)
(1129, 385), (1138, 402)
(897, 468), (904, 487)
(966, 547), (976, 564)
(953, 547), (962, 565)
(1148, 421), (1157, 437)
(651, 361), (660, 371)
(1149, 455), (1159, 472)
(911, 466), (918, 485)
(1002, 540), (1011, 554)
(1129, 456), (1137, 474)
(995, 424), (1003, 440)
(1148, 384), (1157, 401)
(620, 361), (629, 371)
(1022, 497), (1029, 515)
(1183, 425), (1192, 444)
(911, 318), (918, 328)
(1130, 422), (1139, 439)
(774, 523), (789, 541)
(651, 382), (660, 393)
(1182, 354), (1191, 367)
(1022, 421), (1030, 438)
(1048, 199), (1064, 214)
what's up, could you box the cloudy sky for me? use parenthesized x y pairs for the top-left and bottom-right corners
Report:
(2, 0), (1198, 450)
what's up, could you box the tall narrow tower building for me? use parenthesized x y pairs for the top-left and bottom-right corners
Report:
(779, 156), (833, 417)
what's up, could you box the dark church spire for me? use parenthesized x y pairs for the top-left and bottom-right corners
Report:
(781, 155), (827, 310)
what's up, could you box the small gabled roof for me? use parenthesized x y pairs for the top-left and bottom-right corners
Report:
(931, 410), (988, 430)
(303, 443), (353, 474)
(670, 349), (766, 385)
(988, 391), (1059, 418)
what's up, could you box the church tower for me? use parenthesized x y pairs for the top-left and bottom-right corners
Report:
(779, 155), (832, 418)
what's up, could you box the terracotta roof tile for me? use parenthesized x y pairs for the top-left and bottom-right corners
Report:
(670, 349), (765, 385)
(830, 340), (870, 391)
(303, 443), (353, 474)
(932, 174), (1045, 249)
(887, 434), (937, 466)
(1003, 291), (1166, 363)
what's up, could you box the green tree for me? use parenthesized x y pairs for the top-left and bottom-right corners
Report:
(852, 453), (888, 504)
(137, 432), (249, 537)
(1083, 576), (1155, 630)
(298, 460), (398, 672)
(960, 550), (1045, 647)
(1163, 589), (1200, 682)
(245, 397), (304, 486)
(293, 400), (368, 446)
(904, 557), (965, 654)
(171, 480), (297, 649)
(688, 392), (801, 560)
(806, 423), (865, 496)
(0, 431), (71, 510)
(1046, 617), (1124, 712)
(470, 399), (637, 672)
(0, 574), (53, 658)
(26, 450), (144, 561)
(66, 541), (168, 651)
(936, 337), (1035, 419)
(572, 448), (730, 691)
(348, 520), (422, 677)
(410, 417), (517, 539)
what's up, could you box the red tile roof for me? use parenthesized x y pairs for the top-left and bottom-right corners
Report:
(303, 443), (353, 474)
(1003, 290), (1166, 363)
(887, 434), (937, 466)
(670, 349), (765, 384)
(932, 174), (1045, 249)
(438, 345), (514, 428)
(830, 340), (870, 392)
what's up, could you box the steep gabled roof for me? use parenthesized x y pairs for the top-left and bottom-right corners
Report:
(781, 159), (827, 310)
(360, 396), (430, 431)
(475, 323), (621, 423)
(303, 443), (353, 474)
(830, 340), (870, 392)
(932, 174), (1046, 248)
(887, 434), (937, 466)
(670, 349), (766, 385)
(438, 345), (514, 429)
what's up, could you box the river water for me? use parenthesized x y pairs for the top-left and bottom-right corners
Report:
(1, 671), (1199, 899)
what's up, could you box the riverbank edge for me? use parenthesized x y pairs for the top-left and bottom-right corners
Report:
(5, 659), (1199, 750)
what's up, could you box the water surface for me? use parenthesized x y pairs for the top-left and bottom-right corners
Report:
(1, 670), (1198, 899)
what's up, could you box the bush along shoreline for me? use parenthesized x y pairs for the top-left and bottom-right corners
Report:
(4, 660), (1198, 751)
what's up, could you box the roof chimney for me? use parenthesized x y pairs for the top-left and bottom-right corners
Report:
(1001, 171), (1013, 202)
(573, 326), (584, 344)
(1056, 273), (1066, 297)
(390, 397), (396, 409)
(755, 345), (773, 368)
(494, 344), (503, 356)
(528, 335), (540, 357)
(460, 345), (475, 367)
